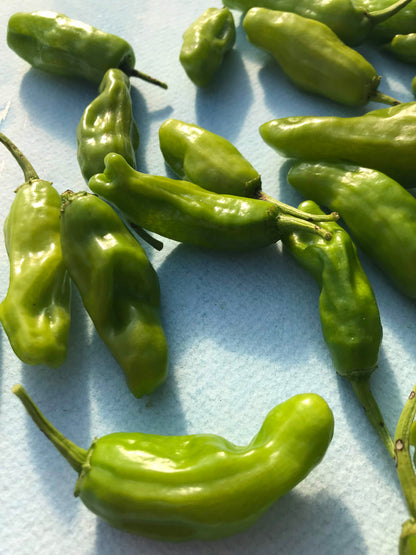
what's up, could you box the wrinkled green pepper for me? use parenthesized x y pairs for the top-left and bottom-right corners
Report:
(282, 200), (392, 456)
(13, 383), (334, 541)
(287, 161), (416, 299)
(77, 68), (140, 182)
(180, 7), (236, 87)
(0, 133), (71, 367)
(260, 102), (416, 188)
(60, 191), (168, 397)
(89, 153), (337, 251)
(363, 0), (416, 42)
(7, 10), (167, 88)
(222, 0), (412, 45)
(243, 8), (399, 107)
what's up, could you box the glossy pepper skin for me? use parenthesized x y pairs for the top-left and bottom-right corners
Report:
(7, 11), (167, 88)
(60, 191), (168, 398)
(159, 118), (261, 196)
(222, 0), (412, 45)
(260, 102), (416, 188)
(77, 68), (140, 182)
(287, 162), (416, 299)
(13, 384), (334, 541)
(243, 8), (399, 107)
(89, 153), (335, 252)
(282, 200), (393, 457)
(365, 0), (416, 42)
(385, 33), (416, 63)
(0, 133), (71, 367)
(180, 7), (236, 87)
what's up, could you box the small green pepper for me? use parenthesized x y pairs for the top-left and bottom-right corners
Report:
(77, 68), (140, 182)
(282, 200), (392, 456)
(60, 191), (168, 398)
(260, 102), (416, 188)
(12, 384), (334, 541)
(7, 10), (167, 88)
(0, 133), (71, 368)
(385, 33), (416, 63)
(366, 0), (416, 42)
(222, 0), (412, 45)
(89, 153), (336, 252)
(287, 161), (416, 299)
(180, 7), (236, 87)
(243, 8), (399, 107)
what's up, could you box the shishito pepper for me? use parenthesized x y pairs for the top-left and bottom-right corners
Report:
(260, 102), (416, 188)
(0, 132), (71, 367)
(12, 384), (334, 541)
(89, 153), (338, 251)
(282, 200), (392, 456)
(222, 0), (412, 45)
(384, 33), (416, 63)
(364, 0), (416, 42)
(242, 8), (399, 107)
(7, 10), (167, 88)
(180, 7), (236, 87)
(60, 191), (168, 397)
(287, 161), (416, 299)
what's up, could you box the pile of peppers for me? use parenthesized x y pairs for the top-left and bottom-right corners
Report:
(2, 4), (416, 551)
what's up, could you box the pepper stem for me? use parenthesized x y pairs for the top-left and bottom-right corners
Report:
(123, 67), (168, 90)
(349, 377), (395, 458)
(395, 385), (416, 518)
(259, 191), (339, 223)
(12, 384), (87, 474)
(129, 221), (164, 251)
(277, 213), (333, 241)
(0, 132), (39, 182)
(371, 91), (401, 106)
(367, 0), (413, 24)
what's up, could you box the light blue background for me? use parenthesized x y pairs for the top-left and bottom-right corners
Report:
(1, 2), (416, 554)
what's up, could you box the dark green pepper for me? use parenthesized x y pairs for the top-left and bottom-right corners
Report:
(365, 0), (416, 42)
(12, 383), (334, 541)
(0, 132), (71, 368)
(180, 7), (236, 87)
(260, 102), (416, 188)
(282, 200), (392, 456)
(89, 153), (336, 252)
(60, 191), (168, 398)
(77, 68), (139, 182)
(287, 161), (416, 299)
(7, 10), (167, 88)
(222, 0), (412, 45)
(242, 8), (399, 107)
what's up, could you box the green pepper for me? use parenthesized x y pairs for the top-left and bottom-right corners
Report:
(365, 0), (416, 42)
(412, 77), (416, 95)
(180, 7), (236, 87)
(0, 133), (71, 368)
(222, 0), (412, 45)
(12, 383), (334, 541)
(385, 33), (416, 63)
(77, 68), (139, 182)
(60, 191), (168, 398)
(282, 200), (393, 456)
(7, 10), (167, 88)
(89, 153), (337, 252)
(287, 161), (416, 299)
(260, 102), (416, 188)
(243, 8), (399, 107)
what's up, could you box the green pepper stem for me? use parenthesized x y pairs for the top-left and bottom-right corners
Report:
(0, 132), (39, 182)
(349, 377), (395, 458)
(129, 221), (164, 251)
(259, 191), (339, 223)
(277, 213), (332, 241)
(123, 67), (168, 89)
(371, 91), (401, 106)
(395, 385), (416, 518)
(12, 384), (87, 474)
(367, 0), (413, 24)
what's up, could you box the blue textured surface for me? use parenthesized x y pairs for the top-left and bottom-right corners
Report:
(1, 2), (416, 554)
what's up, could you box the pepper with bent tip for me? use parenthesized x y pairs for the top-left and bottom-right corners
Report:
(60, 191), (168, 398)
(12, 384), (334, 541)
(287, 161), (416, 299)
(89, 153), (337, 252)
(0, 132), (71, 367)
(260, 102), (416, 188)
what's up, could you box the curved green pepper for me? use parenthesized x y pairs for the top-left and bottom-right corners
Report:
(243, 8), (399, 107)
(89, 153), (336, 251)
(180, 7), (236, 87)
(77, 68), (139, 182)
(60, 191), (168, 398)
(365, 0), (416, 42)
(222, 0), (412, 45)
(385, 33), (416, 63)
(0, 133), (71, 367)
(260, 102), (416, 188)
(12, 384), (334, 541)
(287, 161), (416, 299)
(282, 200), (392, 456)
(7, 10), (167, 88)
